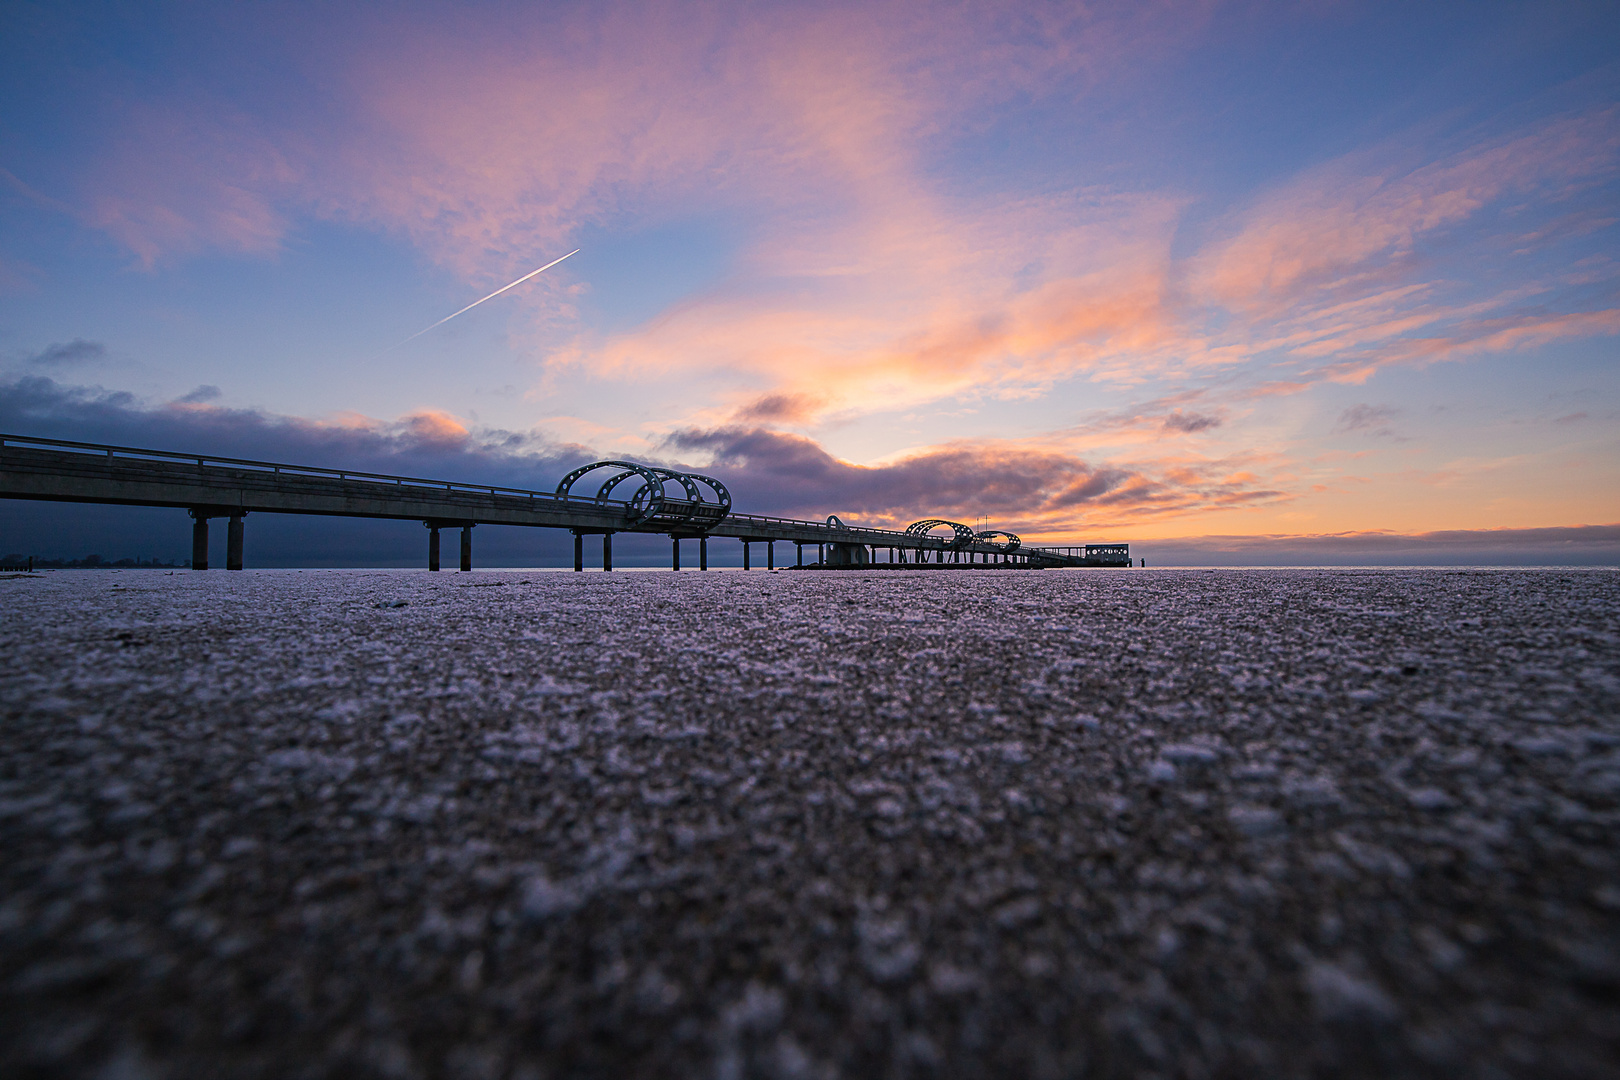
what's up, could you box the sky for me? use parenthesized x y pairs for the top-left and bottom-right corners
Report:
(2, 0), (1618, 565)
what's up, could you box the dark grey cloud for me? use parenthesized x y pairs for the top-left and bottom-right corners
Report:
(733, 392), (822, 424)
(1334, 404), (1400, 436)
(26, 339), (105, 366)
(0, 376), (592, 488)
(175, 385), (222, 404)
(1161, 410), (1221, 434)
(663, 425), (1170, 526)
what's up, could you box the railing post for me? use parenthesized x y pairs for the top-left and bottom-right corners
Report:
(226, 514), (245, 571)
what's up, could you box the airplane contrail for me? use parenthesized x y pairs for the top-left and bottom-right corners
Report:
(379, 248), (579, 354)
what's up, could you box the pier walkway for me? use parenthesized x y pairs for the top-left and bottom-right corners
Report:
(0, 433), (1129, 571)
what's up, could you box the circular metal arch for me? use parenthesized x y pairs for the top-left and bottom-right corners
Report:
(555, 460), (667, 526)
(905, 518), (976, 547)
(647, 467), (705, 523)
(555, 460), (732, 527)
(974, 529), (1022, 552)
(686, 472), (732, 517)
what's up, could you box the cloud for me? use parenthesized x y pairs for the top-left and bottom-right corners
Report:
(733, 392), (826, 424)
(26, 339), (106, 366)
(1161, 410), (1221, 434)
(1190, 107), (1620, 311)
(0, 376), (587, 487)
(174, 385), (222, 404)
(1333, 404), (1400, 436)
(662, 424), (1286, 533)
(81, 104), (298, 269)
(61, 2), (1210, 420)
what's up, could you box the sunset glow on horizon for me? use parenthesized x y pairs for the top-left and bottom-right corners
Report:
(2, 1), (1617, 556)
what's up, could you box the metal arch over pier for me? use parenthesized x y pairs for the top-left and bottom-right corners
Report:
(974, 529), (1022, 552)
(904, 518), (977, 547)
(0, 433), (1128, 571)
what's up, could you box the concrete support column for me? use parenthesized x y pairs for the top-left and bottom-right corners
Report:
(227, 515), (245, 571)
(672, 537), (681, 571)
(189, 511), (208, 571)
(796, 543), (803, 567)
(818, 543), (824, 565)
(460, 526), (473, 572)
(767, 541), (774, 570)
(573, 532), (584, 572)
(743, 542), (751, 570)
(700, 536), (708, 570)
(429, 526), (441, 571)
(603, 532), (613, 571)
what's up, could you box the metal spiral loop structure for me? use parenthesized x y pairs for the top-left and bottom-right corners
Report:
(973, 529), (1021, 551)
(555, 460), (731, 527)
(904, 518), (977, 547)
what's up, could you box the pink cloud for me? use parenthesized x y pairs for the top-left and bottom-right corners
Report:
(1190, 107), (1620, 311)
(82, 105), (299, 269)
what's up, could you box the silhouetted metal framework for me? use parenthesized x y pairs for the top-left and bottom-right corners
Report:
(905, 518), (977, 547)
(554, 460), (731, 527)
(973, 529), (1021, 552)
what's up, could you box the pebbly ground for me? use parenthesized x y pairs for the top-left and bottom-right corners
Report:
(1, 567), (1618, 1080)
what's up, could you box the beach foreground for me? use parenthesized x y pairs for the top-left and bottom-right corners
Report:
(2, 568), (1617, 1078)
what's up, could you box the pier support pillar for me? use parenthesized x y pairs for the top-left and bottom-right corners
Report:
(767, 541), (774, 570)
(818, 543), (824, 565)
(189, 510), (208, 570)
(573, 532), (583, 571)
(603, 532), (613, 571)
(743, 542), (751, 570)
(825, 542), (870, 567)
(796, 543), (803, 567)
(226, 514), (245, 571)
(672, 537), (681, 571)
(700, 536), (708, 570)
(460, 526), (474, 571)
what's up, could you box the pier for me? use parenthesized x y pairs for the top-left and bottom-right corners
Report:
(0, 433), (1130, 570)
